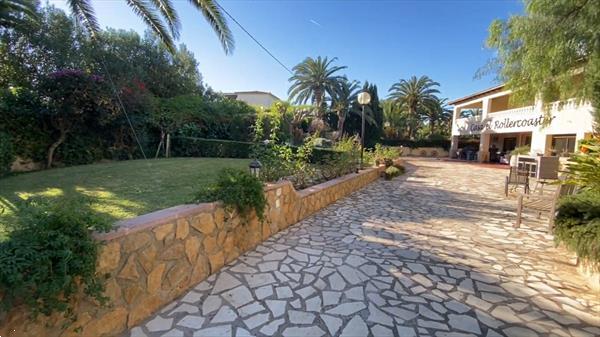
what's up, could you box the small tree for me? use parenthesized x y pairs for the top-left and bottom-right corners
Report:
(151, 95), (198, 157)
(483, 0), (600, 134)
(40, 70), (113, 168)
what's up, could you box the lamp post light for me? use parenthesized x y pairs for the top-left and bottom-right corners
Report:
(357, 91), (371, 169)
(249, 159), (262, 178)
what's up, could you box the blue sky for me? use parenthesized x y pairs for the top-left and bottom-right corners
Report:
(49, 0), (523, 101)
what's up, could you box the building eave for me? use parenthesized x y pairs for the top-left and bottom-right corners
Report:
(449, 84), (506, 106)
(224, 91), (281, 101)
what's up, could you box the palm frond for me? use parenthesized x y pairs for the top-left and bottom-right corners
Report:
(126, 0), (175, 52)
(188, 0), (234, 54)
(1, 0), (38, 19)
(149, 0), (180, 39)
(67, 0), (99, 35)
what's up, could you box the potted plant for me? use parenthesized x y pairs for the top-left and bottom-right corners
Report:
(509, 146), (530, 167)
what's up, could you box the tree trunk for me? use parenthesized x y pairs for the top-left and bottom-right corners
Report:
(314, 90), (323, 118)
(407, 107), (415, 140)
(430, 117), (436, 135)
(337, 112), (346, 139)
(47, 129), (67, 168)
(165, 133), (171, 158)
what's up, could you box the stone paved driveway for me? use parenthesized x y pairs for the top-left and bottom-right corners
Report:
(128, 159), (600, 337)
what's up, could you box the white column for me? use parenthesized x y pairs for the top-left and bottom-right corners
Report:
(450, 106), (461, 158)
(450, 136), (459, 158)
(478, 98), (491, 162)
(479, 132), (491, 162)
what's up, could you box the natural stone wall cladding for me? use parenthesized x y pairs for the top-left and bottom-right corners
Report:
(0, 166), (383, 337)
(398, 147), (449, 158)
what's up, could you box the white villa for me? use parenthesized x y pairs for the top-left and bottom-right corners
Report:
(224, 91), (280, 108)
(449, 85), (595, 163)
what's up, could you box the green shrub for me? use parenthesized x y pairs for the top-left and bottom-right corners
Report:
(308, 147), (343, 164)
(193, 169), (266, 220)
(564, 140), (600, 191)
(393, 164), (406, 174)
(381, 138), (451, 150)
(319, 151), (359, 181)
(371, 144), (401, 166)
(0, 197), (112, 319)
(554, 189), (600, 269)
(55, 134), (106, 166)
(251, 143), (294, 183)
(511, 145), (530, 156)
(0, 132), (14, 176)
(172, 137), (254, 158)
(384, 165), (404, 180)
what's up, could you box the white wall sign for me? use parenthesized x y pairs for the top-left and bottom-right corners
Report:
(459, 114), (555, 134)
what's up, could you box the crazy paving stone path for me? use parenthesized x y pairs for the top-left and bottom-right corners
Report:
(128, 159), (600, 337)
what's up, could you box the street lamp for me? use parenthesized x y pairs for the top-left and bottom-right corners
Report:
(357, 91), (371, 169)
(249, 159), (262, 178)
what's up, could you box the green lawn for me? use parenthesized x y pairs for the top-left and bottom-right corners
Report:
(0, 158), (249, 235)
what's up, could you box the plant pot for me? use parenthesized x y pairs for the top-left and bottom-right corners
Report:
(509, 155), (518, 167)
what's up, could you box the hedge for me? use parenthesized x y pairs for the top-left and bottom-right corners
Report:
(381, 139), (451, 150)
(554, 189), (600, 269)
(171, 137), (254, 158)
(171, 136), (344, 163)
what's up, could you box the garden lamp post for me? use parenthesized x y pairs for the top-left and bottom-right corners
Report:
(357, 91), (371, 169)
(249, 159), (262, 178)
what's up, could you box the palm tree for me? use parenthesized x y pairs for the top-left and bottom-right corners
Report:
(388, 75), (440, 139)
(382, 99), (409, 139)
(331, 77), (360, 139)
(288, 56), (347, 130)
(0, 0), (38, 29)
(61, 0), (233, 53)
(422, 97), (452, 135)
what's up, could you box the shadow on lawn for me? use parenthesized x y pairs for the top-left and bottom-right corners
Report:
(0, 183), (147, 238)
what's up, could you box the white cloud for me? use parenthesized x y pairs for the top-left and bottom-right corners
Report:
(309, 19), (322, 27)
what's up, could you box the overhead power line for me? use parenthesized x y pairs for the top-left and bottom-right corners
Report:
(215, 1), (294, 75)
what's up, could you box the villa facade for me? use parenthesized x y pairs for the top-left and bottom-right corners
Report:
(449, 85), (595, 162)
(224, 90), (280, 108)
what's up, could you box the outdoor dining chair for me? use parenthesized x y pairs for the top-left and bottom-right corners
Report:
(504, 167), (530, 197)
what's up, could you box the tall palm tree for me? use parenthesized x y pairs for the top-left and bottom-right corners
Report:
(382, 99), (409, 139)
(331, 77), (360, 139)
(288, 56), (347, 129)
(63, 0), (233, 53)
(388, 75), (440, 139)
(422, 96), (452, 135)
(0, 0), (38, 29)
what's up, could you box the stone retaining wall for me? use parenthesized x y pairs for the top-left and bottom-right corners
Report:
(0, 166), (383, 337)
(577, 259), (600, 293)
(397, 147), (449, 158)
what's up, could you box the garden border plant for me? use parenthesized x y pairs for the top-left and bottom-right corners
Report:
(554, 189), (600, 271)
(0, 197), (112, 325)
(384, 164), (405, 180)
(554, 140), (600, 271)
(193, 168), (267, 221)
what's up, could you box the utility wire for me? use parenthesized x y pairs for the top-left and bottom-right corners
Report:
(215, 0), (293, 75)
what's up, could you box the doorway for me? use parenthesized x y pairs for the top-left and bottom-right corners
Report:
(503, 137), (517, 152)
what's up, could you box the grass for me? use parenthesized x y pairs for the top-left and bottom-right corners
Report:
(0, 158), (249, 237)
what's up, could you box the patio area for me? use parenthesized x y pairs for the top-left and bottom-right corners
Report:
(128, 159), (600, 337)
